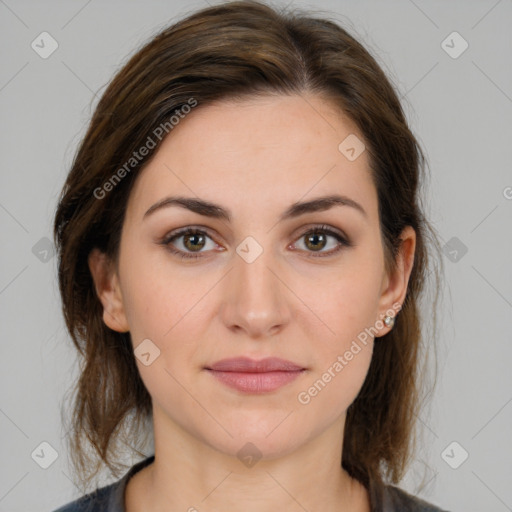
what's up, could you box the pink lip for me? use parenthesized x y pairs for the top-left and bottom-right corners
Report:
(205, 357), (306, 393)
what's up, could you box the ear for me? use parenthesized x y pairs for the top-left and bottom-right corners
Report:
(88, 248), (130, 333)
(376, 225), (416, 336)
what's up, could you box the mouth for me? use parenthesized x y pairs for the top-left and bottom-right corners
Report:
(204, 357), (307, 393)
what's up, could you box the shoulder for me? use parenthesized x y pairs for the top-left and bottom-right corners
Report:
(51, 455), (155, 512)
(51, 482), (117, 512)
(382, 484), (450, 512)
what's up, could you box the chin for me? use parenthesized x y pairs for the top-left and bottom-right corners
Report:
(211, 436), (303, 466)
(205, 420), (307, 461)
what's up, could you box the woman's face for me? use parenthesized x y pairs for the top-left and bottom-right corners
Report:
(90, 93), (414, 459)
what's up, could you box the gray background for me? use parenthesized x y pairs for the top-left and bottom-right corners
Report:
(1, 0), (511, 511)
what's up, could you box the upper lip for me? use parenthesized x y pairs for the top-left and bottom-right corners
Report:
(205, 357), (305, 372)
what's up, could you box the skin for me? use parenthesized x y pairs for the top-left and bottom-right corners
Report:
(89, 93), (416, 512)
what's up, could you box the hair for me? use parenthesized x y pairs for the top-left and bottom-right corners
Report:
(53, 0), (445, 494)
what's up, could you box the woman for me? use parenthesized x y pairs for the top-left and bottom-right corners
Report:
(52, 1), (447, 511)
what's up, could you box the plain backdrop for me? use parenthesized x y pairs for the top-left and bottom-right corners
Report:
(0, 1), (511, 511)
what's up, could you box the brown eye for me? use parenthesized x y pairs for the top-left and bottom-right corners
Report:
(304, 231), (328, 251)
(182, 232), (207, 252)
(293, 225), (351, 258)
(162, 228), (217, 260)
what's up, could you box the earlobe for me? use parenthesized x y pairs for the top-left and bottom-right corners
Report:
(88, 248), (130, 333)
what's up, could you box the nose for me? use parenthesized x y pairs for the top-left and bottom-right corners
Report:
(219, 245), (291, 339)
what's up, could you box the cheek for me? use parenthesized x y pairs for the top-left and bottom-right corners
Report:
(121, 267), (208, 409)
(293, 258), (381, 409)
(301, 261), (382, 348)
(120, 259), (216, 403)
(296, 308), (375, 419)
(119, 243), (204, 342)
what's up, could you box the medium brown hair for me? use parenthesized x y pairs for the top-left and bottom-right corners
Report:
(53, 0), (444, 493)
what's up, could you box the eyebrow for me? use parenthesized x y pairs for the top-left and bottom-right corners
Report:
(143, 194), (367, 222)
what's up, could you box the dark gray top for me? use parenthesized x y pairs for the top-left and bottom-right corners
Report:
(52, 455), (449, 512)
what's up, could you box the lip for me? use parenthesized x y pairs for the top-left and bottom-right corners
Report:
(205, 357), (306, 393)
(206, 356), (305, 372)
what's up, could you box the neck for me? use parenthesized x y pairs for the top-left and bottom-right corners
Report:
(128, 406), (370, 512)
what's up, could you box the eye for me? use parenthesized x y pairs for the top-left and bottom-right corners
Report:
(160, 224), (352, 261)
(161, 228), (218, 260)
(291, 224), (352, 258)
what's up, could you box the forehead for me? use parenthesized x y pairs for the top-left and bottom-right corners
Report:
(126, 93), (378, 223)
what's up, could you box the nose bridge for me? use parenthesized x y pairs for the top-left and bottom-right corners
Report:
(222, 239), (289, 335)
(238, 244), (276, 297)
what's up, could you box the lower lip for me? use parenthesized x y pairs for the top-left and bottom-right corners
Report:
(206, 369), (305, 393)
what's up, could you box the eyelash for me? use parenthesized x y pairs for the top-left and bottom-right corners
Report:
(160, 224), (352, 261)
